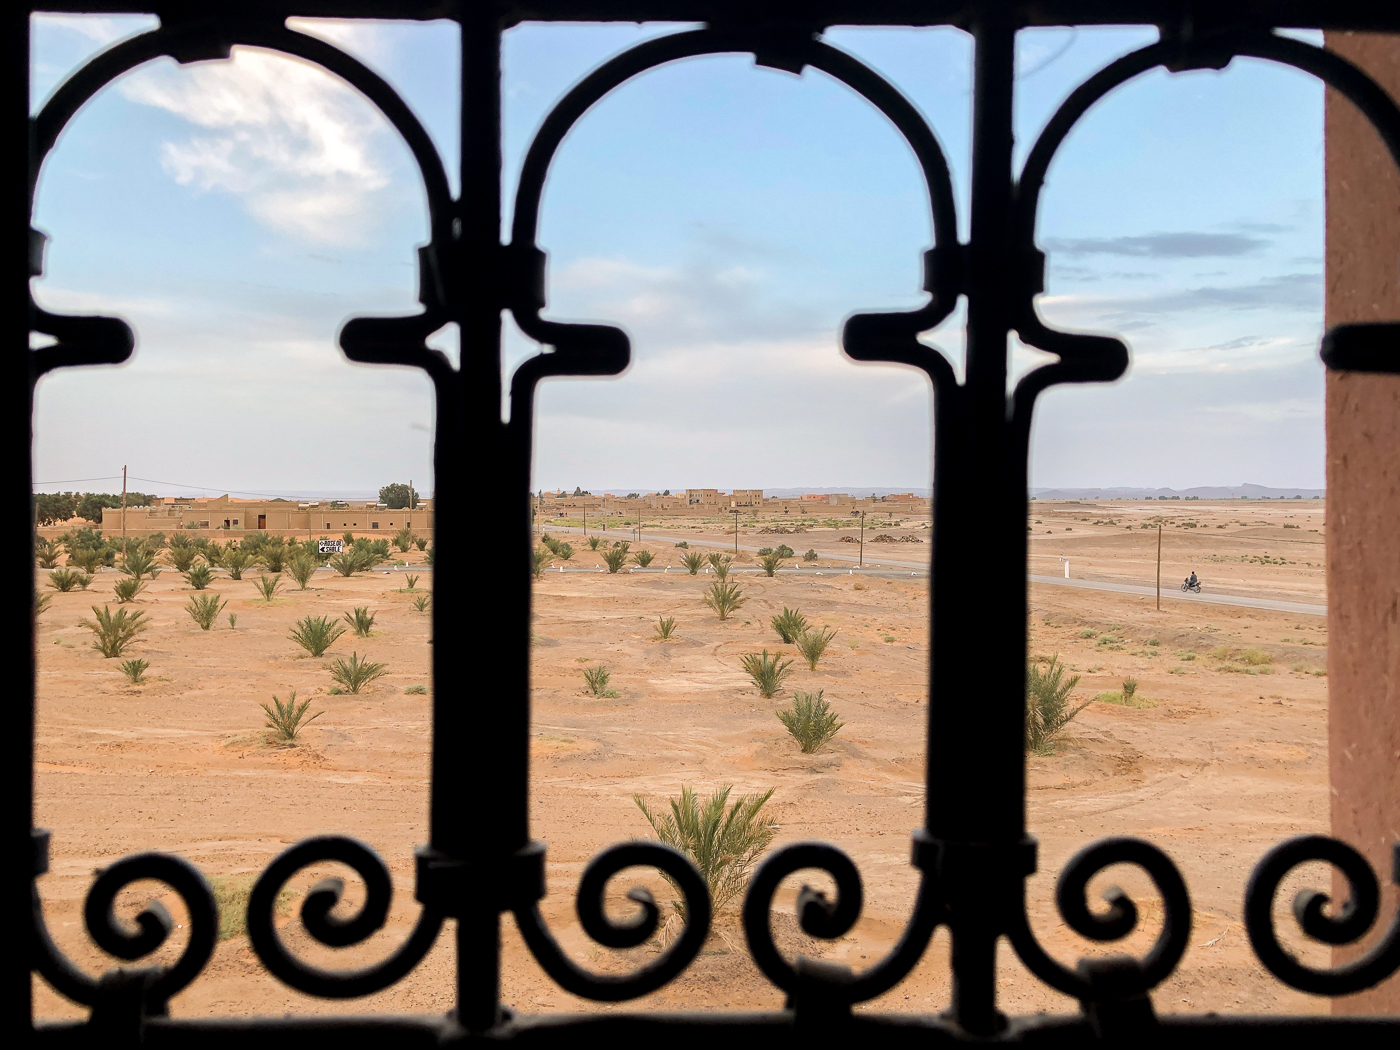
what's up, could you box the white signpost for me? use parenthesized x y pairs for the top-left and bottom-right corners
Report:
(318, 539), (344, 554)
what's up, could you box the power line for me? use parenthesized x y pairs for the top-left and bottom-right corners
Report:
(128, 476), (326, 501)
(33, 476), (123, 486)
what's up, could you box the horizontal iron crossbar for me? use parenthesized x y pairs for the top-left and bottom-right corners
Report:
(16, 0), (1400, 1045)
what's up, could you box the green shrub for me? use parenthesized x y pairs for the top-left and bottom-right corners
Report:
(803, 549), (818, 562)
(708, 552), (731, 580)
(259, 539), (289, 574)
(681, 551), (705, 575)
(775, 544), (795, 559)
(394, 526), (416, 552)
(556, 542), (574, 561)
(1241, 648), (1272, 666)
(633, 785), (777, 920)
(288, 554), (317, 590)
(405, 684), (428, 695)
(223, 549), (252, 580)
(48, 569), (81, 593)
(703, 579), (746, 620)
(119, 547), (160, 580)
(328, 551), (364, 577)
(344, 606), (377, 637)
(169, 546), (199, 573)
(532, 547), (550, 579)
(1122, 677), (1139, 700)
(777, 690), (843, 753)
(35, 536), (63, 569)
(740, 650), (794, 698)
(1025, 656), (1091, 755)
(633, 550), (655, 568)
(757, 547), (773, 557)
(415, 537), (428, 551)
(541, 533), (560, 554)
(261, 689), (322, 744)
(228, 612), (237, 629)
(796, 626), (837, 670)
(587, 535), (602, 551)
(120, 658), (149, 685)
(758, 551), (786, 577)
(412, 594), (431, 612)
(329, 652), (388, 694)
(34, 593), (52, 619)
(113, 577), (145, 603)
(1079, 629), (1098, 639)
(602, 547), (629, 573)
(342, 530), (355, 545)
(80, 605), (149, 658)
(582, 664), (618, 698)
(655, 616), (677, 640)
(254, 574), (282, 602)
(187, 593), (228, 630)
(184, 564), (214, 590)
(675, 541), (689, 549)
(770, 607), (808, 644)
(404, 574), (419, 590)
(289, 615), (346, 657)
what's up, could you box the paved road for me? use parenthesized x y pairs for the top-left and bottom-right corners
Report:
(534, 525), (1325, 616)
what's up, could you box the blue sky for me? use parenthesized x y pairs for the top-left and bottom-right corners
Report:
(30, 16), (1326, 498)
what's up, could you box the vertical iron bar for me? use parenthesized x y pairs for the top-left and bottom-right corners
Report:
(939, 15), (1020, 1035)
(12, 6), (34, 1035)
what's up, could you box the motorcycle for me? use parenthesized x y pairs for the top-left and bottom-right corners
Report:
(1181, 579), (1202, 593)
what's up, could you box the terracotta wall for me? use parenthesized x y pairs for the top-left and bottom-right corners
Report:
(1324, 31), (1400, 1015)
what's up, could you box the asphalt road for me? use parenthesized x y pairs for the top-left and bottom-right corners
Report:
(531, 525), (1327, 617)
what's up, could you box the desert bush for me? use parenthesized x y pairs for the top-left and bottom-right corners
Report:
(120, 658), (149, 685)
(329, 551), (365, 577)
(223, 549), (252, 580)
(329, 652), (388, 694)
(708, 553), (732, 580)
(287, 554), (317, 590)
(76, 572), (94, 590)
(541, 533), (560, 554)
(602, 547), (629, 573)
(1241, 648), (1272, 666)
(405, 684), (428, 695)
(556, 542), (574, 561)
(415, 537), (428, 551)
(342, 531), (355, 545)
(112, 577), (146, 603)
(261, 689), (322, 745)
(1025, 656), (1091, 755)
(740, 650), (794, 698)
(261, 546), (288, 574)
(412, 594), (431, 612)
(803, 548), (818, 562)
(184, 564), (214, 590)
(186, 593), (228, 630)
(48, 569), (81, 593)
(587, 535), (602, 551)
(228, 612), (238, 629)
(169, 546), (199, 573)
(796, 626), (838, 670)
(35, 536), (63, 569)
(80, 605), (149, 658)
(203, 541), (227, 568)
(404, 574), (420, 590)
(757, 547), (773, 557)
(532, 547), (550, 579)
(770, 607), (808, 644)
(655, 616), (677, 640)
(394, 526), (416, 552)
(344, 606), (377, 637)
(254, 574), (282, 602)
(613, 540), (631, 553)
(703, 579), (747, 620)
(775, 544), (795, 559)
(681, 551), (705, 575)
(633, 785), (777, 920)
(675, 541), (689, 548)
(1122, 677), (1139, 700)
(582, 664), (618, 697)
(119, 547), (160, 580)
(290, 615), (345, 657)
(777, 690), (844, 753)
(63, 527), (117, 573)
(633, 550), (655, 568)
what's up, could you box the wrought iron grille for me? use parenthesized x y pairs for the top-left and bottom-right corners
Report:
(17, 1), (1400, 1044)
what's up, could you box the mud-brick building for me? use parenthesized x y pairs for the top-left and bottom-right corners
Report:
(99, 494), (434, 538)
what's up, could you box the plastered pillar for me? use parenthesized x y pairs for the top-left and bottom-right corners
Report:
(1325, 30), (1400, 1015)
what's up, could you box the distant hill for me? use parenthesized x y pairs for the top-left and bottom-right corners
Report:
(1030, 484), (1324, 500)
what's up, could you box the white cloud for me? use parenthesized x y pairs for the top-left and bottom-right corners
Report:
(119, 48), (394, 244)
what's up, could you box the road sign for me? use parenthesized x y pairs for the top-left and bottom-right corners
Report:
(318, 539), (343, 554)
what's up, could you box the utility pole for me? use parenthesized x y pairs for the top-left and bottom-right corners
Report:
(582, 509), (586, 537)
(732, 509), (740, 554)
(1156, 524), (1162, 611)
(121, 464), (127, 552)
(859, 509), (865, 569)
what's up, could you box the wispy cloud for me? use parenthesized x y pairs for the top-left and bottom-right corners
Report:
(1045, 231), (1270, 258)
(119, 48), (394, 244)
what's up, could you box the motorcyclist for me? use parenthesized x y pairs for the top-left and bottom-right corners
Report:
(1189, 571), (1198, 588)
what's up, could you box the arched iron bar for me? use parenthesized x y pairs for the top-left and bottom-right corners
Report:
(1008, 29), (1400, 447)
(504, 26), (961, 434)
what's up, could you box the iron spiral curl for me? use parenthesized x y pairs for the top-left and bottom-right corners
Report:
(512, 842), (710, 1001)
(32, 847), (218, 1010)
(1007, 837), (1191, 1001)
(246, 836), (443, 999)
(1244, 835), (1400, 995)
(741, 841), (941, 1005)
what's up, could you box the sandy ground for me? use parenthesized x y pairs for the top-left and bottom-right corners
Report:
(33, 500), (1346, 1021)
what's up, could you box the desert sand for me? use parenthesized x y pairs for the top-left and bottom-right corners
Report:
(33, 499), (1341, 1021)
